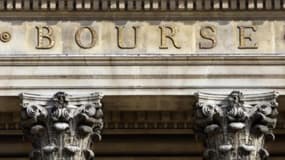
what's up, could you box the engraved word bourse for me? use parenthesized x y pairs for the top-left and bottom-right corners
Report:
(0, 21), (283, 54)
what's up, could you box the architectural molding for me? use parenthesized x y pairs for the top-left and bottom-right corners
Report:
(193, 91), (279, 160)
(0, 55), (284, 66)
(2, 11), (285, 20)
(20, 91), (103, 160)
(0, 0), (284, 12)
(0, 1), (284, 20)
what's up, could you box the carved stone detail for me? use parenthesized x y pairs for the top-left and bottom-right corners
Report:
(193, 91), (278, 160)
(20, 91), (103, 160)
(0, 0), (283, 11)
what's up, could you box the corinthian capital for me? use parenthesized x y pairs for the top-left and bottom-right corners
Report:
(20, 92), (103, 160)
(193, 91), (279, 160)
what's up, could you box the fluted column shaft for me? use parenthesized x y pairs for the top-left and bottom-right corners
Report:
(193, 91), (278, 160)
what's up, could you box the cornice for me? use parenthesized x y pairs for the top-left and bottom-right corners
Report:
(0, 0), (285, 20)
(1, 0), (285, 12)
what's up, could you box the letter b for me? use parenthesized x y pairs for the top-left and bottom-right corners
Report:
(35, 25), (55, 49)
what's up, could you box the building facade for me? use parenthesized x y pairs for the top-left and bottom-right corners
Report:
(0, 0), (284, 160)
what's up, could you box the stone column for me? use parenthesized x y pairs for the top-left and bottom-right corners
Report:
(193, 91), (279, 160)
(20, 92), (103, 160)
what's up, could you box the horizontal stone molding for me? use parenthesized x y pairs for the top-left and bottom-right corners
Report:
(0, 59), (284, 95)
(0, 0), (285, 12)
(0, 55), (284, 66)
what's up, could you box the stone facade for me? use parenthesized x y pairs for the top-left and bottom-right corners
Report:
(0, 0), (283, 160)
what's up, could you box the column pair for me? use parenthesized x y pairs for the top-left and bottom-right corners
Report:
(20, 91), (279, 160)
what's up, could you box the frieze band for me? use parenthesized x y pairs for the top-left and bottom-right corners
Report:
(0, 21), (285, 55)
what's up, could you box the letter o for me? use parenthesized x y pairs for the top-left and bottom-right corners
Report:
(75, 27), (97, 49)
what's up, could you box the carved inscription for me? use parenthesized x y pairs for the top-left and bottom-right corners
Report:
(116, 26), (139, 49)
(35, 26), (55, 49)
(1, 21), (282, 54)
(238, 25), (258, 49)
(159, 25), (181, 49)
(33, 23), (263, 51)
(75, 27), (97, 49)
(199, 25), (217, 49)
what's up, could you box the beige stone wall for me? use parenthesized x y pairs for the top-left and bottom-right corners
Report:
(0, 21), (281, 96)
(0, 21), (283, 54)
(0, 1), (284, 159)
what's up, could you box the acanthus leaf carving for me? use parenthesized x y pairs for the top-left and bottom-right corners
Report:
(20, 91), (103, 160)
(193, 91), (279, 160)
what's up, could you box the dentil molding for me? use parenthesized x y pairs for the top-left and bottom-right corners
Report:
(0, 0), (284, 11)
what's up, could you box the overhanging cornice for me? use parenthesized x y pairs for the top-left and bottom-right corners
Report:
(0, 0), (285, 20)
(1, 0), (284, 12)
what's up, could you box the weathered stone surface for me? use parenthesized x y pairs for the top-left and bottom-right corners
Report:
(0, 21), (283, 55)
(20, 91), (103, 160)
(0, 64), (283, 96)
(193, 91), (279, 160)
